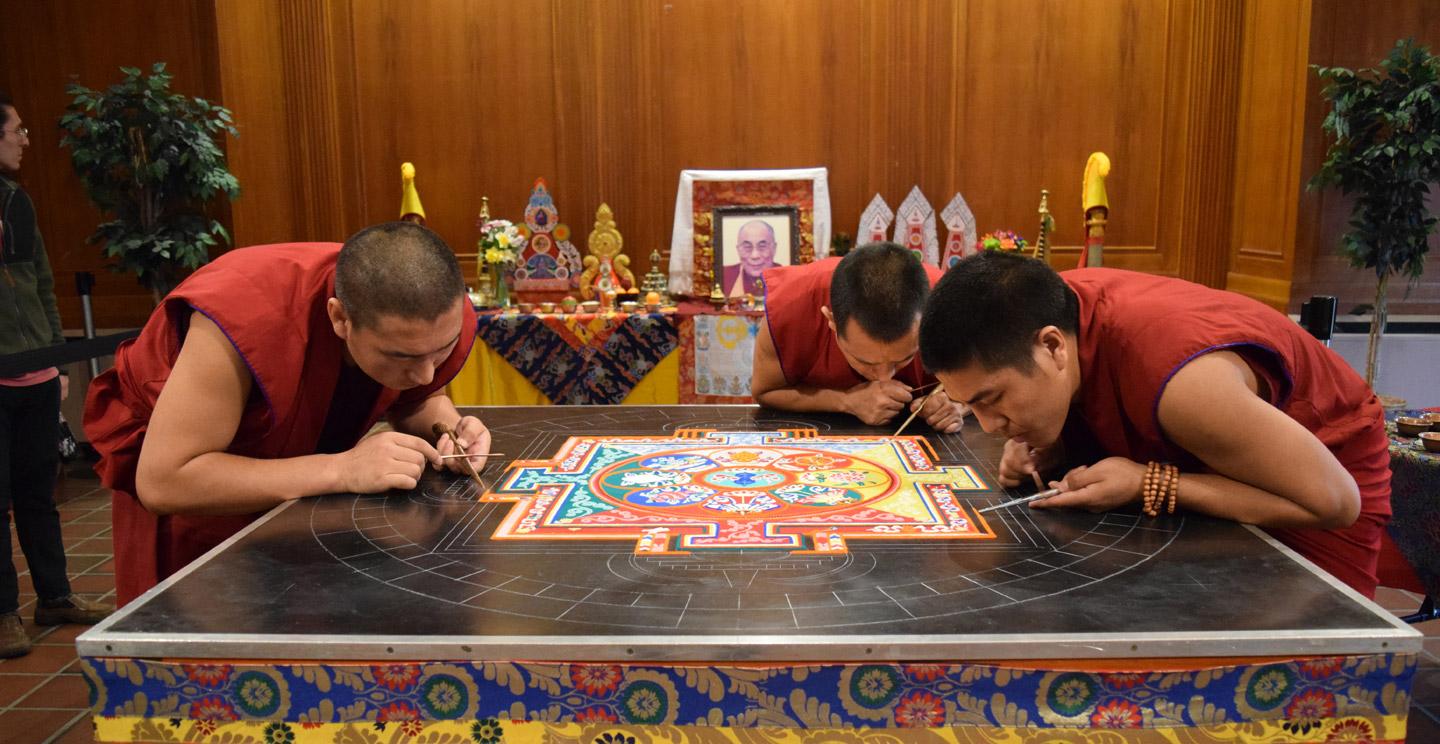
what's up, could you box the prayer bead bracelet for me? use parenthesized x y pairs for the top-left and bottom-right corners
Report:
(1141, 461), (1179, 517)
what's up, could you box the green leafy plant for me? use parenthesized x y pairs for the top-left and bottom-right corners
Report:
(1311, 39), (1440, 388)
(59, 63), (240, 300)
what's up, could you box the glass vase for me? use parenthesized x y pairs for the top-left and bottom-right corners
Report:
(489, 262), (511, 308)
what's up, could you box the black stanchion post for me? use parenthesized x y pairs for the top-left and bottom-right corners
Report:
(1300, 295), (1338, 348)
(75, 272), (99, 377)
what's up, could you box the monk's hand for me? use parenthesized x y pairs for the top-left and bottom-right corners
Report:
(339, 431), (440, 493)
(436, 415), (492, 474)
(918, 393), (967, 434)
(844, 380), (912, 426)
(997, 438), (1057, 488)
(1031, 457), (1146, 513)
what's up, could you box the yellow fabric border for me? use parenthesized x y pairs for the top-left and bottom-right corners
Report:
(446, 339), (679, 406)
(93, 714), (1408, 743)
(622, 347), (680, 404)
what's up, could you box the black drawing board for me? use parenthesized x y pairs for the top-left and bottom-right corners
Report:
(80, 406), (1419, 662)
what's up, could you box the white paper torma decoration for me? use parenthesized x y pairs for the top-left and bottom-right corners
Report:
(892, 186), (939, 266)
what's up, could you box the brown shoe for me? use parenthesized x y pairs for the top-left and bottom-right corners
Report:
(34, 594), (112, 626)
(0, 613), (31, 658)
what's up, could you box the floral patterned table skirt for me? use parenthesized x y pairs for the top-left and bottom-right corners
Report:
(475, 311), (679, 405)
(81, 654), (1416, 743)
(1386, 409), (1440, 598)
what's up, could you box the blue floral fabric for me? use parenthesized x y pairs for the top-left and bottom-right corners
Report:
(81, 654), (1414, 733)
(476, 312), (677, 404)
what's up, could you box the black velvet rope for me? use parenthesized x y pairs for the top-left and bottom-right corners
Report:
(0, 331), (139, 378)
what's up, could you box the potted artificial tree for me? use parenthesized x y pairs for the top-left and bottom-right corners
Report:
(1310, 39), (1440, 390)
(59, 63), (240, 302)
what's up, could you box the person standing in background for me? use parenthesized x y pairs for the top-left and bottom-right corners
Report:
(0, 91), (110, 659)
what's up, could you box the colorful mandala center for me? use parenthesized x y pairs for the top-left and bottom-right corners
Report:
(590, 446), (897, 519)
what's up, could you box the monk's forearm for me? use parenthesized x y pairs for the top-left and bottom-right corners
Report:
(136, 451), (345, 516)
(1174, 471), (1360, 530)
(754, 385), (853, 415)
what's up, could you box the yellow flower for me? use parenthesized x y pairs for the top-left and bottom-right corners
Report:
(485, 248), (504, 264)
(497, 233), (511, 248)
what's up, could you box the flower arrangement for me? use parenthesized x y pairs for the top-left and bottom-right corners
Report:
(476, 218), (527, 308)
(477, 219), (527, 265)
(978, 230), (1028, 253)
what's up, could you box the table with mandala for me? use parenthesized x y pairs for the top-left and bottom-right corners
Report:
(79, 407), (1422, 743)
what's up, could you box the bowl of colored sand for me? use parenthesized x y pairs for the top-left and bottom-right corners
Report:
(1397, 417), (1430, 437)
(1420, 432), (1440, 453)
(1424, 412), (1440, 430)
(538, 302), (556, 313)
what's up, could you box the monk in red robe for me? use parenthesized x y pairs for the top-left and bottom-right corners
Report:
(751, 242), (968, 432)
(919, 251), (1391, 597)
(84, 222), (487, 605)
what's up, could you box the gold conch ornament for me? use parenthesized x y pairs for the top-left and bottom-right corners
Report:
(579, 203), (634, 300)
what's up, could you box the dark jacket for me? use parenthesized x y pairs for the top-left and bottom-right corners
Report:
(0, 175), (65, 356)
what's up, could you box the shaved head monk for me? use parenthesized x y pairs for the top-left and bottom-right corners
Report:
(751, 242), (968, 432)
(85, 222), (488, 604)
(919, 251), (1393, 597)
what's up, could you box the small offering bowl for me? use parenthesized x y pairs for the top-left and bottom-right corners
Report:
(1396, 416), (1430, 437)
(1421, 432), (1440, 453)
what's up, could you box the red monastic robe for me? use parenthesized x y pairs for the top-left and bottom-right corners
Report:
(83, 243), (478, 604)
(763, 258), (944, 390)
(1062, 268), (1393, 597)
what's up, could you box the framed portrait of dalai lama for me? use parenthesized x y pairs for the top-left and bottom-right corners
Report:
(667, 167), (831, 298)
(712, 206), (798, 299)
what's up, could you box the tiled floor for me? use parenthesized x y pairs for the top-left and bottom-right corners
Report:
(2, 467), (115, 744)
(3, 469), (1440, 743)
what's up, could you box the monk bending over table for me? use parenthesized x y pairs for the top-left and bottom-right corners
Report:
(751, 242), (968, 432)
(85, 222), (489, 604)
(919, 251), (1390, 597)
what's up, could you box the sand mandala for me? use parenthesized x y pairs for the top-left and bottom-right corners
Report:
(483, 429), (995, 553)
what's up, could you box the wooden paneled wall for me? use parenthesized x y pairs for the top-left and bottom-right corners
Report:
(0, 0), (224, 329)
(1225, 0), (1313, 308)
(10, 0), (1428, 329)
(222, 0), (1185, 268)
(216, 0), (1308, 296)
(1292, 0), (1440, 315)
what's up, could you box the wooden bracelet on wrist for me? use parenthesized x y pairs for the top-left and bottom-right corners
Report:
(1141, 461), (1159, 517)
(1166, 463), (1179, 514)
(1141, 461), (1180, 517)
